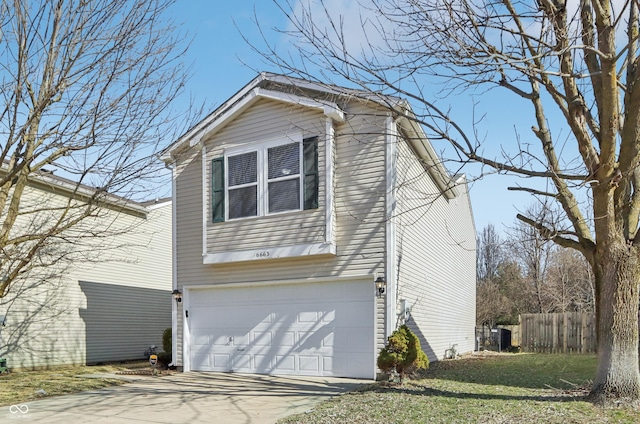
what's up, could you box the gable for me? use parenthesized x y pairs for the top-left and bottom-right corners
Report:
(161, 85), (344, 163)
(202, 98), (325, 154)
(194, 96), (337, 264)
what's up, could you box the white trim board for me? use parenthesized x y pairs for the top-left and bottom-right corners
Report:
(161, 85), (344, 161)
(182, 273), (372, 290)
(202, 242), (336, 265)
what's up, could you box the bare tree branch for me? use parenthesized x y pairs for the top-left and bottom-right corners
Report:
(0, 0), (194, 298)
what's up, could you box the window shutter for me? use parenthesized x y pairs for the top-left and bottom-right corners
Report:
(211, 157), (225, 222)
(303, 136), (319, 210)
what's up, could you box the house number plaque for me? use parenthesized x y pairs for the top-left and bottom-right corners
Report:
(255, 251), (270, 258)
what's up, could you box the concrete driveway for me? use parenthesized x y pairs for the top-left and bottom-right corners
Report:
(1, 372), (368, 424)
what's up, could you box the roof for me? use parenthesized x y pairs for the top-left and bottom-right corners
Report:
(0, 163), (163, 217)
(161, 72), (459, 198)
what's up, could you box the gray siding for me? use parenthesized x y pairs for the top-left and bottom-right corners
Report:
(173, 99), (391, 365)
(79, 281), (171, 363)
(394, 137), (477, 362)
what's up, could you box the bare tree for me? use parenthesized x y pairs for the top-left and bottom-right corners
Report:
(0, 1), (190, 299)
(508, 206), (556, 313)
(257, 0), (640, 403)
(476, 224), (513, 326)
(477, 224), (503, 283)
(476, 279), (509, 327)
(546, 248), (595, 313)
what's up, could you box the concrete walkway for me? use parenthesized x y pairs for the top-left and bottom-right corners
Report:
(1, 372), (368, 423)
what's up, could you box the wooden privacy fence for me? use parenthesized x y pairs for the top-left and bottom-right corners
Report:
(520, 312), (596, 353)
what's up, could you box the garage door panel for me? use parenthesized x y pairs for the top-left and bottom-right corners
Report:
(274, 355), (295, 372)
(191, 343), (212, 356)
(298, 326), (333, 350)
(191, 350), (210, 369)
(254, 355), (272, 371)
(322, 332), (337, 348)
(189, 280), (374, 378)
(298, 311), (319, 323)
(212, 354), (231, 369)
(234, 354), (252, 371)
(322, 356), (335, 373)
(271, 331), (295, 347)
(251, 331), (272, 346)
(191, 329), (215, 346)
(210, 334), (232, 347)
(298, 356), (320, 373)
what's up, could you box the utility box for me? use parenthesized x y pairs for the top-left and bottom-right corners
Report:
(495, 328), (512, 352)
(0, 358), (7, 373)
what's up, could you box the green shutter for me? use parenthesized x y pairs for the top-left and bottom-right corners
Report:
(211, 157), (225, 222)
(303, 136), (319, 210)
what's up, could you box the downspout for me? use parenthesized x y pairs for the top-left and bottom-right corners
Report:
(164, 159), (178, 368)
(385, 115), (398, 339)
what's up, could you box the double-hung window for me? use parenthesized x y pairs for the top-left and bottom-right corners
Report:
(227, 151), (258, 219)
(212, 136), (318, 222)
(267, 142), (301, 213)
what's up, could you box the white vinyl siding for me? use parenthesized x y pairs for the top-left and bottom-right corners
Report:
(394, 138), (476, 361)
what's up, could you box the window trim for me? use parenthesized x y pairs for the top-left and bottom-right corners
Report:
(222, 133), (305, 221)
(266, 142), (303, 214)
(204, 124), (333, 264)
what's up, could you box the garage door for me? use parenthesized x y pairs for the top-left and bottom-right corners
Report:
(187, 280), (375, 378)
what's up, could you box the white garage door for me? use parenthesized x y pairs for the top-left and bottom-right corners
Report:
(187, 280), (375, 379)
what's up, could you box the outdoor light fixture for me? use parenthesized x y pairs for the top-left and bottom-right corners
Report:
(375, 276), (386, 297)
(172, 289), (183, 303)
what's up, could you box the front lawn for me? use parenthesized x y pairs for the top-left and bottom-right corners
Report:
(0, 362), (150, 406)
(279, 353), (640, 423)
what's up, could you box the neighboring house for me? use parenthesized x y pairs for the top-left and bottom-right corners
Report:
(161, 73), (476, 379)
(0, 171), (172, 369)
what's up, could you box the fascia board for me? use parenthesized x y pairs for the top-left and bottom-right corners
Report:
(160, 73), (268, 162)
(161, 83), (345, 163)
(0, 166), (148, 216)
(397, 109), (459, 199)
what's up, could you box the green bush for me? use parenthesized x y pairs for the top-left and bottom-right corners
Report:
(377, 325), (429, 381)
(162, 327), (172, 354)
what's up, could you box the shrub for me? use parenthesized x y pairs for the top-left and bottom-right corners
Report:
(162, 327), (172, 354)
(377, 325), (429, 382)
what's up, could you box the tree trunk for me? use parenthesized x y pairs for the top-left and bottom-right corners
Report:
(590, 243), (640, 404)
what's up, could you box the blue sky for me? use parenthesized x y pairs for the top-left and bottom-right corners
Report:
(166, 0), (545, 235)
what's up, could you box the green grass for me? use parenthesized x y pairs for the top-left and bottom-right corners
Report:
(0, 362), (149, 406)
(279, 353), (640, 424)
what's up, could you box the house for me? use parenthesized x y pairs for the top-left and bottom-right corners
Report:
(0, 170), (172, 369)
(161, 73), (476, 379)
